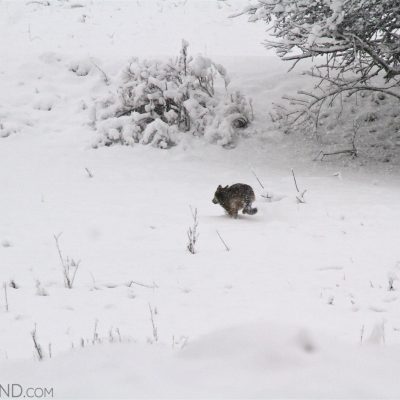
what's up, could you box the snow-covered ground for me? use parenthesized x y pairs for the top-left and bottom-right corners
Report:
(1, 0), (400, 398)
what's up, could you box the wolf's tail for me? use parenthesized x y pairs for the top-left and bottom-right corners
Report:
(243, 206), (258, 215)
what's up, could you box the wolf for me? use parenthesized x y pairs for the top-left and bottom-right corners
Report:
(212, 183), (257, 218)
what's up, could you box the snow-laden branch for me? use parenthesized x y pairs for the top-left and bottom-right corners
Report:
(235, 0), (400, 135)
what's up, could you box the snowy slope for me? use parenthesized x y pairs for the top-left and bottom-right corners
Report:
(2, 323), (400, 398)
(0, 1), (400, 398)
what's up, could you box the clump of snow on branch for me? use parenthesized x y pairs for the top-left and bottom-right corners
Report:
(92, 41), (253, 148)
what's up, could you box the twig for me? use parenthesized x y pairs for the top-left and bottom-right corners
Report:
(92, 319), (99, 345)
(3, 283), (8, 312)
(54, 233), (80, 288)
(187, 206), (199, 254)
(148, 303), (158, 343)
(249, 98), (254, 121)
(315, 148), (357, 161)
(31, 325), (44, 361)
(26, 1), (49, 6)
(250, 168), (265, 189)
(360, 324), (365, 344)
(291, 169), (307, 203)
(90, 272), (99, 290)
(85, 167), (94, 178)
(216, 230), (230, 252)
(127, 280), (158, 289)
(27, 24), (41, 42)
(108, 327), (115, 343)
(291, 168), (300, 192)
(90, 59), (110, 86)
(116, 328), (122, 342)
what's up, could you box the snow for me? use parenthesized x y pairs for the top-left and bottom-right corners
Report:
(2, 322), (400, 398)
(0, 0), (400, 398)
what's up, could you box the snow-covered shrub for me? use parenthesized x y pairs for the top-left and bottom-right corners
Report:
(204, 91), (253, 147)
(93, 41), (253, 148)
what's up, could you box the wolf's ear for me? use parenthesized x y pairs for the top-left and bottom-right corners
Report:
(224, 185), (229, 189)
(217, 185), (222, 189)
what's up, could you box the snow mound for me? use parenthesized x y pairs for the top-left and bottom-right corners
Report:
(2, 322), (400, 398)
(181, 322), (317, 369)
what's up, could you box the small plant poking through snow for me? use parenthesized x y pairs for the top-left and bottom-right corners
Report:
(31, 325), (44, 361)
(148, 303), (158, 343)
(9, 280), (18, 289)
(54, 233), (81, 289)
(216, 230), (230, 252)
(387, 263), (400, 291)
(187, 207), (199, 254)
(85, 167), (94, 178)
(92, 319), (100, 345)
(388, 274), (396, 291)
(93, 40), (253, 148)
(291, 169), (307, 204)
(36, 280), (48, 296)
(3, 282), (9, 312)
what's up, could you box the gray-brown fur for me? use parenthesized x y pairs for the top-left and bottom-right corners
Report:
(212, 183), (257, 218)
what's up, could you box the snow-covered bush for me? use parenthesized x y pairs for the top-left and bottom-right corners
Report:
(93, 41), (253, 148)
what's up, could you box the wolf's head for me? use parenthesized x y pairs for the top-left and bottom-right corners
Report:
(212, 185), (228, 204)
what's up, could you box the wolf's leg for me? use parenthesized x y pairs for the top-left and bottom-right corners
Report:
(243, 202), (252, 214)
(229, 209), (238, 218)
